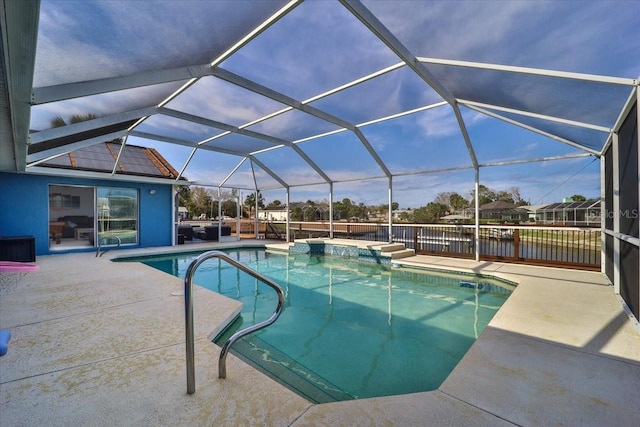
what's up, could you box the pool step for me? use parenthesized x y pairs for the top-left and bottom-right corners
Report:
(222, 335), (354, 404)
(383, 248), (415, 259)
(377, 243), (406, 252)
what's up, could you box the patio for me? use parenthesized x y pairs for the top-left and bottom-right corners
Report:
(1, 240), (638, 426)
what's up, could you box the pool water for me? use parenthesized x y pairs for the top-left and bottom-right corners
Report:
(140, 248), (513, 402)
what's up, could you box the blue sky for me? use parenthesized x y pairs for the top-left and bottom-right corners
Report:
(31, 0), (640, 208)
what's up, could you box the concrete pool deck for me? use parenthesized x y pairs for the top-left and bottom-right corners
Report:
(1, 239), (639, 426)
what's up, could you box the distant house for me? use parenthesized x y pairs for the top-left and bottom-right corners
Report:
(392, 209), (413, 221)
(178, 206), (189, 220)
(479, 201), (528, 222)
(258, 205), (288, 221)
(517, 204), (551, 223)
(0, 142), (183, 256)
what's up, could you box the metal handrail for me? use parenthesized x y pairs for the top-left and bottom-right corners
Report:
(184, 250), (284, 394)
(96, 235), (121, 257)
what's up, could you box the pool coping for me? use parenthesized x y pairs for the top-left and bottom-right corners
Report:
(1, 239), (639, 426)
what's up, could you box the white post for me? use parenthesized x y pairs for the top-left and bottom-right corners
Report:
(329, 183), (334, 239)
(612, 132), (620, 295)
(474, 168), (480, 262)
(286, 187), (290, 242)
(600, 155), (606, 275)
(254, 190), (259, 239)
(637, 91), (640, 314)
(217, 187), (222, 240)
(236, 191), (241, 241)
(172, 185), (178, 246)
(388, 177), (393, 243)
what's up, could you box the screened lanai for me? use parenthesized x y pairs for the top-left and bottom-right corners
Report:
(1, 0), (639, 318)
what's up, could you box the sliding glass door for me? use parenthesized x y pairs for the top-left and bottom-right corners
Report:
(97, 187), (138, 245)
(48, 185), (138, 249)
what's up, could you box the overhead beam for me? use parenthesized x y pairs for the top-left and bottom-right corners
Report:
(27, 130), (127, 163)
(31, 64), (212, 105)
(463, 103), (602, 156)
(159, 107), (283, 147)
(340, 0), (477, 169)
(460, 99), (612, 133)
(249, 155), (290, 189)
(212, 67), (391, 177)
(1, 0), (40, 171)
(339, 0), (456, 105)
(210, 0), (303, 67)
(25, 165), (189, 185)
(452, 105), (479, 169)
(129, 130), (248, 157)
(417, 57), (638, 87)
(157, 107), (331, 183)
(478, 152), (593, 168)
(29, 106), (157, 144)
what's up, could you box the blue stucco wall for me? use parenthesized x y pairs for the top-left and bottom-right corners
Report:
(0, 172), (173, 256)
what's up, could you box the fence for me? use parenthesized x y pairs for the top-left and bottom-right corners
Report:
(280, 221), (601, 271)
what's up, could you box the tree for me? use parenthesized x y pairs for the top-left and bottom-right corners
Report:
(413, 202), (448, 223)
(508, 186), (528, 205)
(496, 190), (515, 204)
(470, 185), (496, 207)
(399, 211), (412, 222)
(221, 199), (238, 218)
(290, 205), (303, 221)
(181, 186), (214, 219)
(449, 193), (468, 210)
(266, 200), (282, 208)
(571, 194), (586, 201)
(244, 192), (264, 218)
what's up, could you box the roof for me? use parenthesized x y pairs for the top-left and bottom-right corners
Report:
(538, 200), (601, 211)
(39, 142), (181, 179)
(1, 1), (638, 199)
(480, 201), (518, 210)
(518, 204), (551, 212)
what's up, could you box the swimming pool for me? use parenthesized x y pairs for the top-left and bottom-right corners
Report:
(137, 248), (513, 402)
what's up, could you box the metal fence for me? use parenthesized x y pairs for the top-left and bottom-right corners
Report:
(281, 221), (601, 271)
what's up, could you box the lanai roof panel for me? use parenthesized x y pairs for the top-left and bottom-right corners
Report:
(480, 108), (611, 153)
(297, 131), (388, 181)
(245, 109), (343, 143)
(308, 66), (443, 125)
(358, 106), (473, 175)
(163, 76), (289, 128)
(33, 0), (288, 86)
(132, 114), (221, 144)
(220, 0), (400, 101)
(29, 81), (185, 132)
(362, 0), (640, 75)
(420, 63), (632, 129)
(461, 108), (588, 164)
(253, 146), (328, 188)
(201, 133), (278, 156)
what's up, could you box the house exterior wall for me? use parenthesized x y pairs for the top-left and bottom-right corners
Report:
(0, 172), (173, 256)
(258, 209), (288, 221)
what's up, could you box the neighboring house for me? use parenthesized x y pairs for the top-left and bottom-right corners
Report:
(178, 206), (189, 220)
(392, 209), (413, 221)
(0, 142), (183, 257)
(517, 204), (551, 223)
(257, 205), (288, 221)
(535, 200), (601, 226)
(479, 201), (528, 222)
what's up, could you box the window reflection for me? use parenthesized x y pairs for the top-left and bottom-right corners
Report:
(97, 187), (138, 244)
